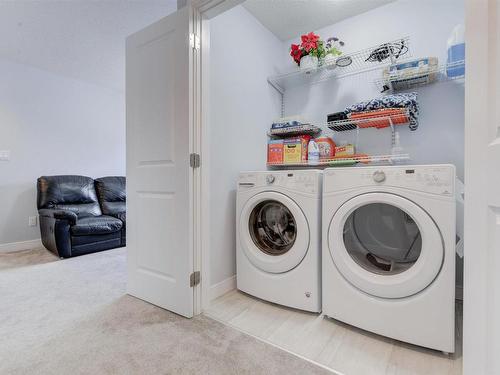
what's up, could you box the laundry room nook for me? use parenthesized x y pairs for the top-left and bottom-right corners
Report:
(201, 1), (465, 374)
(122, 0), (483, 373)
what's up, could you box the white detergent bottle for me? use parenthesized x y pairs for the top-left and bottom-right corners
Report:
(308, 139), (320, 165)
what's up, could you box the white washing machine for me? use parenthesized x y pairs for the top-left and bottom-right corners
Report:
(237, 170), (322, 312)
(322, 165), (456, 353)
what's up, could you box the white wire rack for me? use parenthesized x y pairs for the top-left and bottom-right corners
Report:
(268, 37), (412, 93)
(267, 153), (411, 169)
(374, 60), (465, 92)
(266, 110), (413, 167)
(326, 109), (411, 132)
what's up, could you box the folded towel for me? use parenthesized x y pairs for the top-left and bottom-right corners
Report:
(269, 123), (321, 136)
(271, 120), (302, 129)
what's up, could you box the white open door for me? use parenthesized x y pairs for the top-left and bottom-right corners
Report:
(464, 0), (500, 373)
(126, 6), (195, 318)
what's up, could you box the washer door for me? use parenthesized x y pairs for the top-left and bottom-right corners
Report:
(240, 192), (310, 274)
(328, 193), (444, 298)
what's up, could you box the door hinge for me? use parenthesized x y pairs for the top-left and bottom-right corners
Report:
(189, 33), (200, 51)
(190, 153), (201, 168)
(190, 271), (201, 287)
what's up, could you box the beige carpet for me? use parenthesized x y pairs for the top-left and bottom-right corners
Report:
(0, 247), (331, 375)
(0, 247), (59, 270)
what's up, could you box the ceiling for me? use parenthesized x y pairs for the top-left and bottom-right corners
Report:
(243, 0), (395, 41)
(0, 0), (177, 92)
(0, 1), (395, 91)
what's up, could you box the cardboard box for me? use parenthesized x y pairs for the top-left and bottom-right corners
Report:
(267, 139), (284, 164)
(335, 144), (355, 157)
(283, 136), (310, 164)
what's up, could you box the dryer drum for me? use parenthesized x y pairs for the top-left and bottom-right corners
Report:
(343, 203), (422, 275)
(248, 200), (297, 256)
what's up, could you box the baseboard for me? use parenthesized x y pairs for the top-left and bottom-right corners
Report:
(0, 239), (43, 253)
(209, 275), (236, 301)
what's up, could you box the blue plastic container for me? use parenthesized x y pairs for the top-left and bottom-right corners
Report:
(447, 43), (465, 77)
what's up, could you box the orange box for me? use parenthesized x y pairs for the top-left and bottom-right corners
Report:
(283, 136), (311, 164)
(267, 140), (284, 164)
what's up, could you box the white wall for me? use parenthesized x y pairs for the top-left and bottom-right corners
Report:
(282, 0), (465, 180)
(208, 5), (282, 288)
(0, 59), (125, 246)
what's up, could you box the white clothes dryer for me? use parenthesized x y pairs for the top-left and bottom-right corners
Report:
(237, 170), (322, 312)
(322, 165), (456, 352)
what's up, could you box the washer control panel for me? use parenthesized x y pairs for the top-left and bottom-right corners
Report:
(238, 170), (322, 194)
(324, 165), (455, 196)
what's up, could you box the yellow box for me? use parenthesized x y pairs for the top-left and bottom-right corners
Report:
(284, 143), (302, 163)
(335, 144), (355, 157)
(283, 136), (310, 164)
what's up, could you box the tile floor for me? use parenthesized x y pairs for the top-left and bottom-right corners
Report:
(205, 290), (462, 375)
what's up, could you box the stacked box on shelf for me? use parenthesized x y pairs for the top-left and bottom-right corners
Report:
(283, 136), (310, 164)
(267, 118), (320, 165)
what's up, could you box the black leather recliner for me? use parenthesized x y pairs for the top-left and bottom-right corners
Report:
(37, 175), (126, 258)
(95, 176), (126, 246)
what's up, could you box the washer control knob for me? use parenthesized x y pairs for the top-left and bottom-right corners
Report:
(373, 170), (386, 183)
(266, 175), (275, 184)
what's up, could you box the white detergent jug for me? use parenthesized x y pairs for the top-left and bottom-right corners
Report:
(308, 139), (319, 165)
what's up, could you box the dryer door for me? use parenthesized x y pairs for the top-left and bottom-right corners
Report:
(328, 192), (444, 298)
(240, 192), (310, 274)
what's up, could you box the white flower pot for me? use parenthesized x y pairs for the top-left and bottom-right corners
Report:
(300, 55), (318, 71)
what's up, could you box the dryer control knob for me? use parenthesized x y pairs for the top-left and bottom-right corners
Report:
(373, 170), (386, 183)
(266, 175), (275, 184)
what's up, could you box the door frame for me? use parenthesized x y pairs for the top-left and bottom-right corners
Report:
(463, 0), (499, 373)
(189, 0), (244, 315)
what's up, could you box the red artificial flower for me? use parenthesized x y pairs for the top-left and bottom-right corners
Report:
(290, 43), (302, 63)
(301, 32), (320, 52)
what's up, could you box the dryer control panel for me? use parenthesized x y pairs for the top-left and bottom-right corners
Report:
(238, 170), (322, 195)
(324, 165), (455, 196)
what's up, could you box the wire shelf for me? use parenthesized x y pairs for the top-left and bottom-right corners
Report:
(326, 109), (411, 132)
(268, 37), (412, 92)
(375, 60), (465, 92)
(267, 153), (410, 169)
